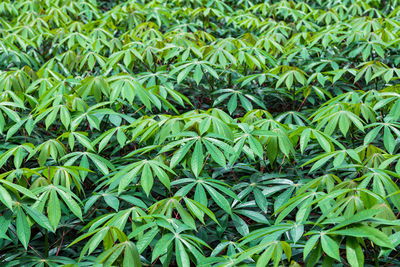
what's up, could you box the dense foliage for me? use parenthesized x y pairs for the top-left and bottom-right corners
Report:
(1, 0), (400, 266)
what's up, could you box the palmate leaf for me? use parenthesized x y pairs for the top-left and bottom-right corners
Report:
(296, 127), (337, 153)
(0, 143), (34, 169)
(75, 76), (110, 102)
(169, 60), (219, 85)
(68, 226), (129, 260)
(213, 88), (266, 114)
(106, 75), (162, 110)
(12, 202), (55, 249)
(301, 149), (361, 173)
(159, 131), (234, 174)
(232, 239), (291, 267)
(364, 122), (400, 154)
(313, 108), (365, 137)
(61, 151), (113, 180)
(108, 158), (175, 195)
(173, 176), (238, 215)
(96, 241), (142, 267)
(150, 218), (209, 266)
(29, 139), (66, 166)
(275, 66), (307, 89)
(233, 124), (277, 161)
(148, 196), (218, 228)
(105, 47), (143, 70)
(31, 184), (83, 229)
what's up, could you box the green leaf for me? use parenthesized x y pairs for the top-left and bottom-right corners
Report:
(193, 65), (203, 85)
(0, 180), (37, 200)
(232, 213), (249, 236)
(141, 164), (154, 196)
(170, 140), (195, 168)
(364, 126), (382, 145)
(176, 202), (196, 229)
(48, 189), (61, 229)
(204, 185), (232, 214)
(123, 241), (142, 267)
(16, 206), (30, 249)
(203, 139), (226, 167)
(191, 140), (204, 177)
(175, 239), (190, 267)
(177, 65), (194, 84)
(56, 188), (82, 220)
(304, 235), (320, 259)
(346, 237), (364, 267)
(0, 185), (13, 210)
(23, 204), (54, 232)
(256, 245), (274, 267)
(227, 94), (238, 114)
(332, 226), (393, 248)
(321, 234), (340, 261)
(184, 197), (219, 225)
(384, 127), (396, 154)
(254, 188), (268, 212)
(152, 233), (174, 262)
(136, 227), (158, 253)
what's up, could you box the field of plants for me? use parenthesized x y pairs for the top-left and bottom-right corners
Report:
(1, 0), (400, 266)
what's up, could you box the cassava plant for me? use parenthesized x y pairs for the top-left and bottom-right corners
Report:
(0, 0), (400, 266)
